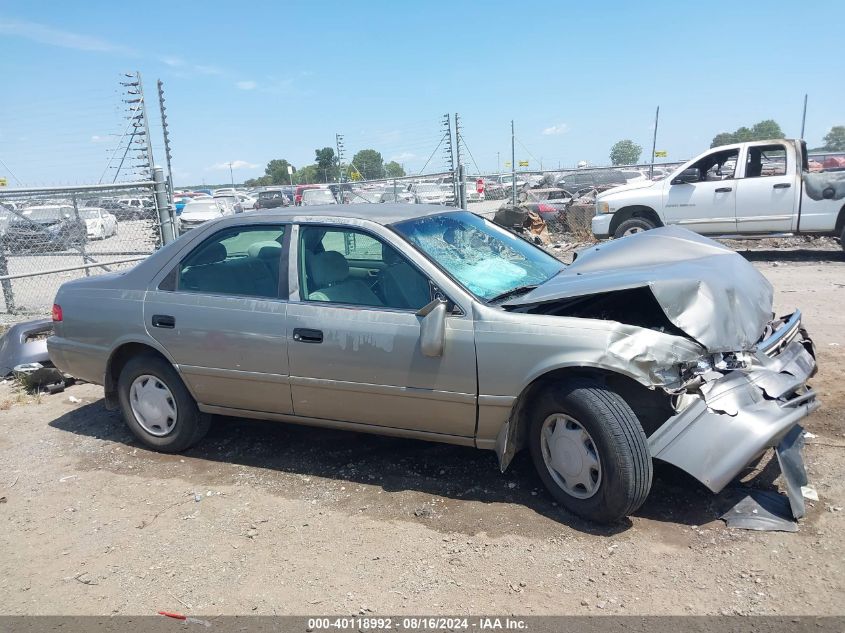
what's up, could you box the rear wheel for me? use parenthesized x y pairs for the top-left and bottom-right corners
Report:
(613, 216), (656, 238)
(529, 379), (652, 523)
(840, 224), (845, 253)
(117, 353), (210, 452)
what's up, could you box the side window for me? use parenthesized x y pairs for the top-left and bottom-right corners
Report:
(176, 225), (286, 299)
(745, 144), (787, 178)
(298, 225), (432, 310)
(691, 149), (739, 181)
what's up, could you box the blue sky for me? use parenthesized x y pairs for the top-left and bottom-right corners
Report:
(1, 0), (843, 186)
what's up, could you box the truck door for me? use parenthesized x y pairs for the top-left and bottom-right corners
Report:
(663, 147), (739, 234)
(735, 142), (797, 233)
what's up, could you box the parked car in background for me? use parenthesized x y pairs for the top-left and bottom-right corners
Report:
(300, 188), (338, 206)
(49, 206), (818, 525)
(79, 207), (118, 239)
(178, 199), (233, 232)
(346, 189), (383, 204)
(255, 189), (290, 210)
(174, 197), (192, 215)
(380, 191), (414, 204)
(294, 185), (320, 205)
(556, 169), (630, 195)
(85, 198), (138, 220)
(2, 205), (87, 252)
(592, 138), (845, 246)
(412, 183), (449, 204)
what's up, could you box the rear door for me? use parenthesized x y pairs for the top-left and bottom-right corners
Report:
(735, 142), (797, 233)
(144, 223), (294, 414)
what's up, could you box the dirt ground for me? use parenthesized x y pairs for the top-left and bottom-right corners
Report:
(0, 241), (843, 616)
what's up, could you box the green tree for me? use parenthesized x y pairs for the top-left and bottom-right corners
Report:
(315, 147), (336, 182)
(609, 139), (642, 165)
(244, 175), (272, 187)
(384, 161), (405, 178)
(296, 164), (319, 184)
(265, 159), (296, 185)
(822, 126), (845, 151)
(710, 120), (784, 147)
(351, 149), (384, 180)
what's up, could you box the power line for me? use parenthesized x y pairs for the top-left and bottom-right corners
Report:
(0, 156), (24, 186)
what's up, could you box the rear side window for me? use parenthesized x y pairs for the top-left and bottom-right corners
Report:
(176, 225), (287, 299)
(745, 144), (787, 178)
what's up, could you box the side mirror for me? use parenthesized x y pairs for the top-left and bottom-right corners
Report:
(416, 299), (447, 357)
(671, 167), (700, 185)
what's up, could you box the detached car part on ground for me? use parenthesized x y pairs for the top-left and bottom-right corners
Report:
(48, 206), (819, 524)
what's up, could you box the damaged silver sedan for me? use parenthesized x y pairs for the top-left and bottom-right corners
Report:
(47, 205), (818, 523)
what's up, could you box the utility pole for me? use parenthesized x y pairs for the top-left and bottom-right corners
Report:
(454, 113), (465, 208)
(497, 151), (500, 173)
(511, 120), (516, 206)
(649, 105), (660, 180)
(157, 79), (174, 201)
(800, 94), (808, 139)
(335, 133), (345, 183)
(228, 162), (235, 190)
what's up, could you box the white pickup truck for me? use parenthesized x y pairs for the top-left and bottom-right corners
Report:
(591, 139), (845, 250)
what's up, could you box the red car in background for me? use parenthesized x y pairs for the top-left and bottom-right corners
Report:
(294, 184), (319, 206)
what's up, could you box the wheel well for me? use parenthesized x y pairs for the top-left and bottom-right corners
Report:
(104, 343), (170, 409)
(505, 366), (673, 466)
(609, 206), (662, 235)
(834, 204), (845, 239)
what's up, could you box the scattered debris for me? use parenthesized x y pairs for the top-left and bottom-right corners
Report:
(157, 611), (210, 627)
(67, 395), (81, 404)
(721, 489), (798, 532)
(801, 485), (819, 501)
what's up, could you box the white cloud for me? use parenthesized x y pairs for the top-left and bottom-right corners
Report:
(160, 56), (184, 67)
(90, 135), (107, 143)
(194, 64), (223, 76)
(0, 18), (136, 55)
(542, 123), (569, 136)
(207, 160), (259, 171)
(390, 152), (416, 162)
(236, 80), (257, 90)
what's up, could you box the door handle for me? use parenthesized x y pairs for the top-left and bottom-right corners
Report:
(151, 314), (175, 329)
(293, 328), (323, 344)
(773, 183), (791, 189)
(715, 187), (732, 193)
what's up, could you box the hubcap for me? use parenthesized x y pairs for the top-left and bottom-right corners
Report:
(129, 374), (178, 436)
(540, 414), (602, 499)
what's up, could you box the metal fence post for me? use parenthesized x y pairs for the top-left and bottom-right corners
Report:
(0, 248), (15, 313)
(458, 164), (467, 210)
(70, 193), (92, 276)
(153, 166), (176, 244)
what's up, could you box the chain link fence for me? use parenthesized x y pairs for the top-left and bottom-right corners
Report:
(0, 181), (167, 323)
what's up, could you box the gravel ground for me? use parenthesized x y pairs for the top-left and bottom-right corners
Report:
(0, 241), (843, 616)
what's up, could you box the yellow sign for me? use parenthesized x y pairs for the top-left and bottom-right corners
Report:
(504, 161), (512, 168)
(0, 177), (7, 187)
(518, 160), (529, 167)
(654, 150), (668, 158)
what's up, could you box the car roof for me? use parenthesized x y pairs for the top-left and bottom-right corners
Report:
(227, 203), (457, 226)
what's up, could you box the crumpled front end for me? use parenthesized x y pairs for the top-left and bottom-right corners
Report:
(648, 310), (818, 518)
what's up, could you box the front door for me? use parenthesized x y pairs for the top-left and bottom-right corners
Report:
(663, 147), (739, 234)
(286, 223), (477, 437)
(144, 223), (294, 414)
(735, 142), (797, 233)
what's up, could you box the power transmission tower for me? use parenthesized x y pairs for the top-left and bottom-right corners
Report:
(335, 133), (346, 183)
(157, 79), (174, 200)
(442, 114), (454, 174)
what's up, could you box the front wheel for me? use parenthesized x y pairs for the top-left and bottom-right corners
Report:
(117, 353), (210, 453)
(613, 216), (656, 239)
(529, 380), (652, 523)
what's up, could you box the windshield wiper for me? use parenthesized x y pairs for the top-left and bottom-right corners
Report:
(487, 284), (538, 304)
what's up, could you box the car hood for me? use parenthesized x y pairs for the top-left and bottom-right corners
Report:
(504, 227), (773, 352)
(598, 179), (657, 198)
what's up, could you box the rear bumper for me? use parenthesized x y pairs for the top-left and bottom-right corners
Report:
(649, 312), (818, 517)
(591, 212), (612, 238)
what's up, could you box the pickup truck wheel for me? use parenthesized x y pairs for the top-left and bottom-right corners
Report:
(529, 380), (652, 523)
(117, 353), (210, 453)
(613, 217), (656, 238)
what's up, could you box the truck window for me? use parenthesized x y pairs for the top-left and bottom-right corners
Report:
(744, 144), (787, 178)
(689, 148), (739, 182)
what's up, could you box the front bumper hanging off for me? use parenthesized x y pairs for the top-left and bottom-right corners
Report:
(648, 311), (818, 519)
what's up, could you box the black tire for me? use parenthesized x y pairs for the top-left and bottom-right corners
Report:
(117, 353), (210, 453)
(529, 379), (652, 523)
(840, 225), (845, 253)
(613, 216), (656, 239)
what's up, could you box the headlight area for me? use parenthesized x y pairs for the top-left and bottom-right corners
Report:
(596, 200), (610, 214)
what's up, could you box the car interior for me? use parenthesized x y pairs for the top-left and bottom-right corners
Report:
(299, 226), (431, 310)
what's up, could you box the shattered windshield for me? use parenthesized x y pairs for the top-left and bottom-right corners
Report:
(392, 211), (563, 302)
